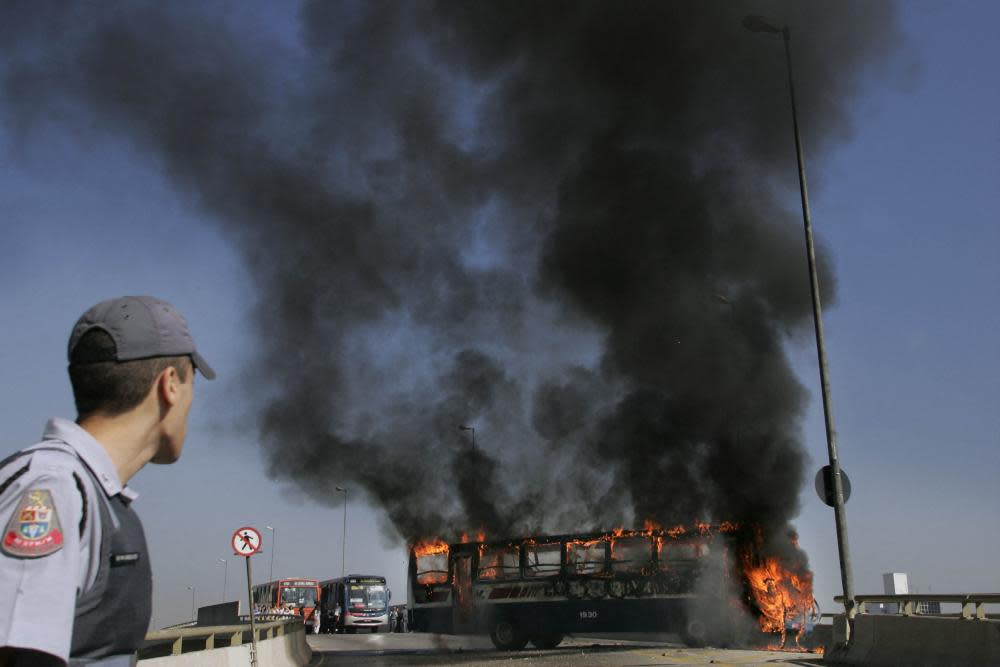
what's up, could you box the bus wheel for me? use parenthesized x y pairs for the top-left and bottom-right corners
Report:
(530, 633), (564, 649)
(370, 626), (378, 633)
(346, 627), (357, 634)
(490, 619), (528, 651)
(681, 619), (708, 647)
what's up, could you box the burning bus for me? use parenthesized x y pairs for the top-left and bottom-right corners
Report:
(408, 523), (818, 650)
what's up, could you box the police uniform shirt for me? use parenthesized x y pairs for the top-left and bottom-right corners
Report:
(0, 418), (138, 662)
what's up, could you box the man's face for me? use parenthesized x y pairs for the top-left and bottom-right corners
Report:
(153, 360), (195, 464)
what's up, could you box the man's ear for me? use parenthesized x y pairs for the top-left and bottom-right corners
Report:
(156, 365), (181, 408)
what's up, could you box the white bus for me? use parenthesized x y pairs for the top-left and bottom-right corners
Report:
(319, 574), (391, 633)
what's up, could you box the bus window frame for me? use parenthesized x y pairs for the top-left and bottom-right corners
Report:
(610, 535), (654, 574)
(475, 543), (520, 581)
(564, 538), (609, 577)
(522, 541), (563, 579)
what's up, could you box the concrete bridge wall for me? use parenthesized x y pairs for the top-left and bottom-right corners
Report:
(830, 614), (1000, 667)
(139, 626), (311, 666)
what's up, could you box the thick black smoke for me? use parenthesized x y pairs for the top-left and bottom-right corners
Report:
(1, 2), (901, 562)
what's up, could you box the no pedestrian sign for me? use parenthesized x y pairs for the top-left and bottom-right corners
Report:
(232, 526), (262, 556)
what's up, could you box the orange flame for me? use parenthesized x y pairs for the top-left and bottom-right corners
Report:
(457, 530), (487, 543)
(741, 553), (816, 649)
(411, 538), (449, 585)
(411, 537), (449, 557)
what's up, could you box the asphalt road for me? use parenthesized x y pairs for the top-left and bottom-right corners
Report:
(306, 632), (826, 666)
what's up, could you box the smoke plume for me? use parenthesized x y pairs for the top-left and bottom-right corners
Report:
(1, 1), (901, 564)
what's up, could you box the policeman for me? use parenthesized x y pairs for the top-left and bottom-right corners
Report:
(0, 296), (214, 666)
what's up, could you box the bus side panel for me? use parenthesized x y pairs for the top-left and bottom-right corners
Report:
(475, 597), (696, 635)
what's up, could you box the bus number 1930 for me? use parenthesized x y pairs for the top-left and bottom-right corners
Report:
(579, 610), (598, 620)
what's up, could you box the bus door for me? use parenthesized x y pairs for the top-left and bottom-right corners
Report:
(452, 554), (475, 632)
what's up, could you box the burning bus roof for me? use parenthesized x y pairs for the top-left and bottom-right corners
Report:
(412, 521), (744, 552)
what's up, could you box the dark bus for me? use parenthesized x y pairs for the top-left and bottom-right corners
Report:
(408, 525), (816, 650)
(319, 574), (391, 633)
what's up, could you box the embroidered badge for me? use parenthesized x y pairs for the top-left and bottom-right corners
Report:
(2, 489), (64, 557)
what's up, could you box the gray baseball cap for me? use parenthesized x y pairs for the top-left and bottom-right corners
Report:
(68, 296), (216, 379)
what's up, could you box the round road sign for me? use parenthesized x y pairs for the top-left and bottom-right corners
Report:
(232, 526), (263, 556)
(815, 465), (852, 507)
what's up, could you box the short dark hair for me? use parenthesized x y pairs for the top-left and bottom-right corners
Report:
(69, 329), (191, 419)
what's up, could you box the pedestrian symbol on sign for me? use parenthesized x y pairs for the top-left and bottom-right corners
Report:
(231, 526), (262, 556)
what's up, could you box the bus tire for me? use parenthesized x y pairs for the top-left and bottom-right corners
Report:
(346, 626), (357, 634)
(681, 618), (708, 647)
(370, 626), (378, 633)
(530, 633), (564, 649)
(490, 618), (528, 651)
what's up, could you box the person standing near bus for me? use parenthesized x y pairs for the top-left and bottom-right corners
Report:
(311, 608), (321, 635)
(0, 296), (214, 666)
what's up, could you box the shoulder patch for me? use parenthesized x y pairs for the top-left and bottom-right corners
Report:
(2, 488), (64, 558)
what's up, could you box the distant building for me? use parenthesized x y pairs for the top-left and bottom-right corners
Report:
(879, 572), (909, 614)
(877, 572), (940, 615)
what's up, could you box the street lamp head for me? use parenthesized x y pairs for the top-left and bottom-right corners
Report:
(742, 15), (782, 34)
(458, 425), (472, 432)
(266, 525), (274, 531)
(335, 486), (346, 492)
(218, 558), (226, 563)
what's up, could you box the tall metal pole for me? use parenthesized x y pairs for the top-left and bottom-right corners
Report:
(336, 487), (348, 577)
(780, 25), (856, 617)
(218, 558), (228, 602)
(245, 556), (259, 667)
(266, 525), (275, 582)
(187, 585), (196, 622)
(741, 15), (856, 622)
(459, 425), (476, 450)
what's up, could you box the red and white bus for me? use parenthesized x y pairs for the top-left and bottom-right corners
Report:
(252, 578), (321, 623)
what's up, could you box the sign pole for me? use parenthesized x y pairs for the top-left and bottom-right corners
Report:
(232, 527), (263, 667)
(246, 555), (258, 667)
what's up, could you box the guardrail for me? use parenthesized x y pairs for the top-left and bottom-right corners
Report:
(834, 593), (1000, 620)
(142, 618), (303, 658)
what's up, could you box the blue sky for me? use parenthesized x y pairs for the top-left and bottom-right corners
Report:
(1, 2), (997, 629)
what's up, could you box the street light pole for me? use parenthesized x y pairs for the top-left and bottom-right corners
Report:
(459, 425), (476, 450)
(186, 585), (196, 622)
(218, 558), (228, 602)
(266, 525), (275, 582)
(743, 15), (856, 618)
(335, 487), (348, 577)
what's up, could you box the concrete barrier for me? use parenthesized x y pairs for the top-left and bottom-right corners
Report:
(828, 614), (1000, 667)
(140, 621), (311, 666)
(196, 602), (240, 627)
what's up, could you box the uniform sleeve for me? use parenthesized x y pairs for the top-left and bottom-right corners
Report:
(0, 466), (86, 663)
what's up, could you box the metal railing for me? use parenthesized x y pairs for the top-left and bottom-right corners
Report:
(141, 618), (304, 658)
(834, 594), (1000, 620)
